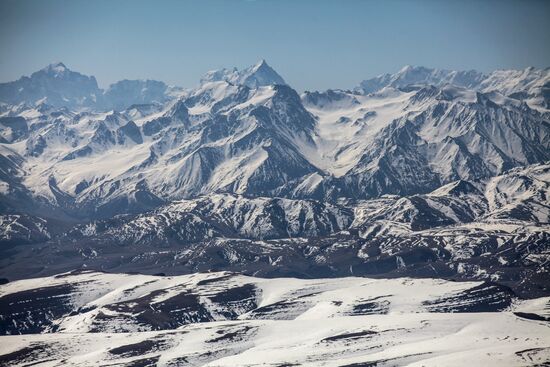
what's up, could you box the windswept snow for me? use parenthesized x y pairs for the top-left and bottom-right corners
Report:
(0, 270), (549, 366)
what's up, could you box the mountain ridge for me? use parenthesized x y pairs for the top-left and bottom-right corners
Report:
(0, 61), (548, 219)
(0, 61), (548, 298)
(0, 62), (182, 111)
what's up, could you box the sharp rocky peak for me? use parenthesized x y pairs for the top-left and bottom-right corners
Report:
(42, 62), (69, 74)
(200, 59), (286, 89)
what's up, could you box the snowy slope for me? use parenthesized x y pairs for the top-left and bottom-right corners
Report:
(0, 270), (549, 366)
(297, 85), (549, 199)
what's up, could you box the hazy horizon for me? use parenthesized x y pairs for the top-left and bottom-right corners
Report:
(1, 0), (549, 91)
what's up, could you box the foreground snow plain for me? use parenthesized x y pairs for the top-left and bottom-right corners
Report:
(0, 270), (548, 366)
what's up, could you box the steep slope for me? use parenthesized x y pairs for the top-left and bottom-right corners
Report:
(296, 85), (549, 199)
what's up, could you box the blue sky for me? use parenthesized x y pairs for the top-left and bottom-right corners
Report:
(1, 0), (549, 91)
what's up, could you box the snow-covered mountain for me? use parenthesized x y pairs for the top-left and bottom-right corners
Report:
(0, 62), (182, 111)
(298, 84), (549, 199)
(200, 59), (287, 88)
(356, 65), (486, 94)
(0, 61), (548, 287)
(1, 164), (548, 298)
(0, 62), (548, 220)
(0, 81), (321, 218)
(357, 65), (550, 109)
(54, 163), (548, 240)
(0, 62), (101, 109)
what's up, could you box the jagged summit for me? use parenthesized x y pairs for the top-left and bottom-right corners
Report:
(241, 59), (286, 88)
(252, 58), (268, 69)
(396, 65), (438, 75)
(41, 62), (69, 74)
(34, 62), (81, 79)
(0, 61), (100, 109)
(248, 59), (277, 76)
(200, 59), (286, 88)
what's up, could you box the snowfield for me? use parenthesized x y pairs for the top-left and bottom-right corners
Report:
(0, 270), (549, 366)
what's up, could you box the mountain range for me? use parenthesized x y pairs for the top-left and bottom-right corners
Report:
(0, 60), (549, 298)
(0, 62), (181, 111)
